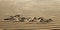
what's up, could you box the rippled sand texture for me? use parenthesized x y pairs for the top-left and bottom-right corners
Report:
(0, 29), (49, 30)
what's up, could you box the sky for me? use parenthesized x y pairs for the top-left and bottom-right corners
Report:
(0, 0), (60, 22)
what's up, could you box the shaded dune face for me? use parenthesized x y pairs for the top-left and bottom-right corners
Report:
(0, 0), (60, 23)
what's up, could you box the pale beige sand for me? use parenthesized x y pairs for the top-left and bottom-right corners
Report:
(0, 0), (60, 30)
